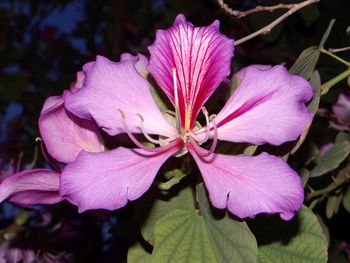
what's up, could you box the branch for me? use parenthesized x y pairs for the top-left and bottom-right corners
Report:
(217, 0), (320, 46)
(217, 1), (296, 18)
(329, 46), (350, 53)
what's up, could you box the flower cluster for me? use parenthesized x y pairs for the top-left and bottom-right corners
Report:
(0, 15), (313, 220)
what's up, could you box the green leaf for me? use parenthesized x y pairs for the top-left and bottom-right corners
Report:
(152, 209), (218, 263)
(289, 47), (320, 80)
(252, 206), (328, 263)
(319, 19), (336, 47)
(158, 169), (187, 190)
(347, 25), (350, 35)
(300, 168), (310, 187)
(151, 185), (258, 263)
(335, 132), (350, 143)
(230, 75), (241, 94)
(342, 186), (350, 213)
(325, 194), (342, 219)
(243, 145), (258, 156)
(197, 184), (258, 263)
(134, 186), (195, 242)
(127, 242), (152, 263)
(308, 71), (321, 113)
(309, 141), (350, 177)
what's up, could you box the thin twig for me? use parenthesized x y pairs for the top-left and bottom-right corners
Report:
(218, 0), (320, 46)
(217, 1), (295, 18)
(329, 46), (350, 53)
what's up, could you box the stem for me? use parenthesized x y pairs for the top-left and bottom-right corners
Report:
(234, 0), (320, 46)
(320, 47), (350, 66)
(321, 69), (350, 95)
(217, 1), (293, 18)
(306, 176), (348, 202)
(329, 46), (350, 53)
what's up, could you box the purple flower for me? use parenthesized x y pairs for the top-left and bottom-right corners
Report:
(0, 71), (104, 206)
(61, 14), (313, 220)
(332, 93), (350, 128)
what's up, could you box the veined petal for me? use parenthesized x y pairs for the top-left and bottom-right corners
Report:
(64, 56), (177, 138)
(203, 65), (313, 145)
(39, 96), (104, 164)
(148, 14), (234, 129)
(190, 146), (304, 220)
(60, 141), (182, 212)
(0, 169), (63, 205)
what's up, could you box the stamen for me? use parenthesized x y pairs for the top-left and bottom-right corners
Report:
(136, 113), (176, 145)
(191, 115), (218, 158)
(118, 109), (159, 152)
(203, 115), (218, 157)
(194, 107), (210, 144)
(118, 109), (180, 153)
(172, 68), (181, 133)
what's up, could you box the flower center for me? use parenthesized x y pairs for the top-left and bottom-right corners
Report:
(116, 69), (218, 158)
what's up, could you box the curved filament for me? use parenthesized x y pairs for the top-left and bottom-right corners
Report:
(195, 107), (210, 144)
(136, 113), (177, 145)
(118, 109), (180, 153)
(191, 115), (218, 159)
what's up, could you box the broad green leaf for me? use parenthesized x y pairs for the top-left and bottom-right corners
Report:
(197, 184), (258, 263)
(319, 19), (336, 47)
(252, 206), (328, 263)
(134, 186), (195, 242)
(128, 242), (152, 263)
(310, 141), (350, 177)
(342, 186), (350, 213)
(152, 209), (218, 263)
(289, 47), (320, 80)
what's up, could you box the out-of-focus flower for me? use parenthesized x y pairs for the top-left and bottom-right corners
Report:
(0, 70), (104, 207)
(331, 93), (350, 130)
(61, 14), (313, 220)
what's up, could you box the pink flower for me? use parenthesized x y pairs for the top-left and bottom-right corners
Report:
(332, 93), (350, 128)
(46, 15), (312, 219)
(0, 71), (104, 206)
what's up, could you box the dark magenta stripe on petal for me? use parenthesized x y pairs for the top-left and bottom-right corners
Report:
(148, 14), (234, 129)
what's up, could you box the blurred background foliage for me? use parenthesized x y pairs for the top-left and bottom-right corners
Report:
(0, 0), (350, 262)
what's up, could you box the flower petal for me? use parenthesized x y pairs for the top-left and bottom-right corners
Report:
(64, 56), (177, 138)
(0, 169), (63, 205)
(120, 53), (148, 73)
(333, 93), (350, 125)
(60, 142), (181, 212)
(190, 147), (304, 220)
(148, 14), (234, 129)
(39, 96), (104, 163)
(204, 65), (313, 145)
